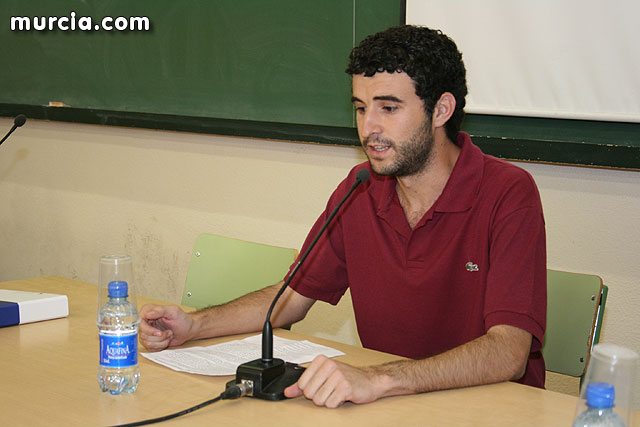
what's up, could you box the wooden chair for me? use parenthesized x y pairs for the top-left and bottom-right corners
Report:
(181, 234), (298, 309)
(542, 269), (608, 379)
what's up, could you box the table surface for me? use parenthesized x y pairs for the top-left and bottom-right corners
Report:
(0, 276), (597, 426)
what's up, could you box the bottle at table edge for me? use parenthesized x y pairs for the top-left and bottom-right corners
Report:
(97, 280), (140, 394)
(572, 382), (625, 427)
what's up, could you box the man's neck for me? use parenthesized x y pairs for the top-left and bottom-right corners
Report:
(396, 138), (461, 229)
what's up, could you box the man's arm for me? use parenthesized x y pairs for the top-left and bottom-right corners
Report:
(284, 324), (531, 408)
(139, 282), (315, 351)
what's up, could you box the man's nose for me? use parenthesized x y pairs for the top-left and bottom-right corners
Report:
(358, 109), (382, 142)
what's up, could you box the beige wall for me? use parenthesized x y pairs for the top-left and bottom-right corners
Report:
(1, 118), (638, 405)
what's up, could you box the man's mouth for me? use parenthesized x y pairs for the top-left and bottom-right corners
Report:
(371, 145), (390, 152)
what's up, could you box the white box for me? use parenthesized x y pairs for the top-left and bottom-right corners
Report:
(0, 289), (69, 327)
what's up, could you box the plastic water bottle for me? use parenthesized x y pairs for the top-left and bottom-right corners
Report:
(97, 280), (140, 394)
(572, 382), (626, 427)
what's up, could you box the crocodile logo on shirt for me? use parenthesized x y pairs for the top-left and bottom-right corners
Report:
(465, 262), (479, 272)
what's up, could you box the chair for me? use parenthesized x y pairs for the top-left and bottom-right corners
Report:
(542, 269), (608, 379)
(181, 234), (298, 309)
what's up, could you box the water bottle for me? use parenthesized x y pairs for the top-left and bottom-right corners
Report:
(572, 382), (625, 427)
(97, 280), (140, 394)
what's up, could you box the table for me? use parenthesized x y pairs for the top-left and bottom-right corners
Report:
(0, 276), (590, 426)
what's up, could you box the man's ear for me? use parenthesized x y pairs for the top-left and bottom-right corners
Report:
(432, 92), (456, 128)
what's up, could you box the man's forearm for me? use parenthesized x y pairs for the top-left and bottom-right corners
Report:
(367, 325), (532, 398)
(188, 282), (312, 341)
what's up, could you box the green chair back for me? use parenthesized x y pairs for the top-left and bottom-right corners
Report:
(542, 269), (608, 378)
(181, 234), (298, 309)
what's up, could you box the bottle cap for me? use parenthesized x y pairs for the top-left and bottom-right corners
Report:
(586, 382), (615, 408)
(108, 281), (128, 298)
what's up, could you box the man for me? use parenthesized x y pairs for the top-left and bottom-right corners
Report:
(140, 25), (546, 409)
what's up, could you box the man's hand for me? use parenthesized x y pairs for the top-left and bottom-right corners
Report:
(284, 355), (384, 408)
(139, 304), (195, 351)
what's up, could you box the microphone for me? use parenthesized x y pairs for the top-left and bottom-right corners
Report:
(0, 114), (27, 146)
(226, 168), (371, 401)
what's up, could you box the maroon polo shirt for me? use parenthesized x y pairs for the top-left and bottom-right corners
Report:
(288, 132), (547, 388)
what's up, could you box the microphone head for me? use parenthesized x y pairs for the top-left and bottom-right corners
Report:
(355, 168), (370, 184)
(14, 114), (27, 127)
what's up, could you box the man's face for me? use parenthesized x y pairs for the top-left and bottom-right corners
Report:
(352, 72), (434, 177)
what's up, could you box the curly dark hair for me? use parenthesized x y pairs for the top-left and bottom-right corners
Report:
(346, 25), (467, 142)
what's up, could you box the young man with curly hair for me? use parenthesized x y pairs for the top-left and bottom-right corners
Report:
(139, 25), (547, 408)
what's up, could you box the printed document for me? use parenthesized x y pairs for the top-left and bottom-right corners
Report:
(141, 334), (345, 376)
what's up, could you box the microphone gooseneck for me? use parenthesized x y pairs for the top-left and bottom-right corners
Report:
(228, 168), (370, 401)
(262, 168), (370, 362)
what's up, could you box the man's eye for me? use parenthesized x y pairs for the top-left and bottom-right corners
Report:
(354, 106), (366, 114)
(382, 105), (397, 113)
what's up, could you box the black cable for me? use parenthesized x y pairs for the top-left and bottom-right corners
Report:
(110, 385), (247, 427)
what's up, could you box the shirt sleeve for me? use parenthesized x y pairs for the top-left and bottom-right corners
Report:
(285, 175), (353, 305)
(483, 172), (547, 352)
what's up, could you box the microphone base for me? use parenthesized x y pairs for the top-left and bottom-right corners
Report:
(226, 358), (305, 401)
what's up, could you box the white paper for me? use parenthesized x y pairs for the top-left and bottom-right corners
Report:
(141, 334), (345, 376)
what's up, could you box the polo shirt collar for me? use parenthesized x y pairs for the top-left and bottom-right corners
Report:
(371, 132), (485, 220)
(432, 132), (485, 213)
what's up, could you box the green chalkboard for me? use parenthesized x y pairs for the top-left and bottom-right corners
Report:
(0, 0), (404, 127)
(2, 1), (638, 170)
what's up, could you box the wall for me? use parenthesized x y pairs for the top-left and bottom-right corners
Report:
(1, 118), (638, 405)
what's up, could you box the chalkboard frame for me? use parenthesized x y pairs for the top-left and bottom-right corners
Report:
(1, 103), (638, 171)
